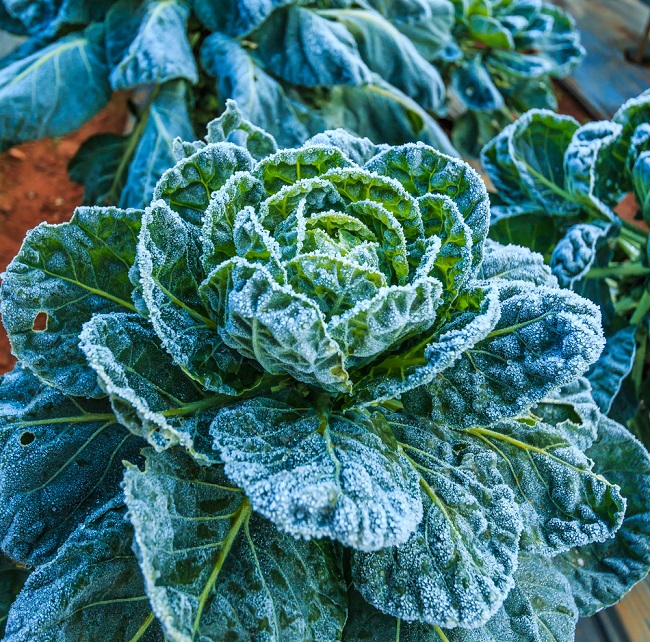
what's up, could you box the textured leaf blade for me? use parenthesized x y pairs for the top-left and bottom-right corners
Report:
(3, 502), (164, 642)
(550, 223), (609, 288)
(124, 448), (347, 642)
(0, 206), (141, 397)
(211, 399), (423, 551)
(479, 240), (558, 287)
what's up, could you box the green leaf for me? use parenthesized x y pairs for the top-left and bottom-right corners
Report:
(0, 365), (144, 566)
(106, 0), (198, 90)
(0, 23), (111, 150)
(0, 206), (141, 397)
(553, 416), (650, 615)
(550, 223), (609, 288)
(124, 448), (347, 642)
(137, 201), (256, 394)
(305, 129), (388, 166)
(153, 140), (254, 226)
(81, 312), (227, 462)
(587, 326), (637, 414)
(3, 502), (164, 642)
(343, 556), (578, 642)
(0, 555), (28, 638)
(479, 240), (559, 286)
(462, 414), (625, 556)
(425, 280), (605, 426)
(451, 57), (504, 112)
(323, 8), (445, 112)
(199, 32), (305, 149)
(120, 80), (196, 210)
(211, 399), (423, 551)
(468, 14), (514, 49)
(254, 5), (372, 87)
(352, 411), (522, 628)
(189, 0), (291, 37)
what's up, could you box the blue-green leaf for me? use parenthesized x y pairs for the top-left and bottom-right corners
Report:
(550, 223), (609, 288)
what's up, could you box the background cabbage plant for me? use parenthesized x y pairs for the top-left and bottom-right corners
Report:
(0, 0), (582, 208)
(0, 104), (647, 642)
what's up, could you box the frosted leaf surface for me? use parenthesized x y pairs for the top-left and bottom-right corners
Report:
(461, 416), (625, 556)
(344, 557), (578, 642)
(426, 280), (605, 426)
(550, 223), (608, 288)
(81, 312), (222, 462)
(153, 142), (254, 226)
(479, 240), (558, 287)
(352, 412), (522, 628)
(0, 206), (141, 397)
(190, 0), (292, 37)
(0, 365), (144, 565)
(3, 502), (164, 642)
(124, 448), (347, 642)
(106, 0), (198, 90)
(137, 201), (257, 394)
(254, 6), (372, 87)
(305, 129), (389, 166)
(211, 399), (422, 551)
(553, 416), (650, 615)
(586, 325), (637, 414)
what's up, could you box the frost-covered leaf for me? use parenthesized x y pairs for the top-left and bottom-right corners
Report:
(323, 79), (458, 157)
(81, 312), (225, 461)
(479, 240), (558, 287)
(106, 0), (197, 89)
(137, 201), (258, 394)
(551, 223), (609, 288)
(0, 555), (28, 638)
(124, 448), (347, 642)
(425, 280), (605, 426)
(352, 412), (522, 628)
(462, 415), (625, 556)
(0, 23), (111, 150)
(344, 556), (578, 642)
(0, 206), (141, 397)
(211, 399), (422, 551)
(189, 0), (292, 37)
(120, 80), (195, 210)
(451, 57), (504, 112)
(0, 365), (144, 566)
(305, 129), (388, 166)
(553, 416), (650, 615)
(153, 141), (254, 226)
(587, 326), (637, 414)
(3, 502), (164, 642)
(325, 8), (445, 111)
(254, 6), (372, 87)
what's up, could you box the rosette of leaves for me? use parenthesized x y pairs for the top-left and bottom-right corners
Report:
(0, 0), (582, 205)
(445, 0), (584, 156)
(481, 90), (650, 446)
(0, 105), (648, 642)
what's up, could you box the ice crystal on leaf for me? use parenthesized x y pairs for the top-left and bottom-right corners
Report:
(0, 103), (646, 642)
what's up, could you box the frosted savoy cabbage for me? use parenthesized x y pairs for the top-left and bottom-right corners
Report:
(0, 103), (649, 641)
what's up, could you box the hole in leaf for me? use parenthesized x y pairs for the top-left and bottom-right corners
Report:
(32, 312), (48, 331)
(19, 431), (35, 446)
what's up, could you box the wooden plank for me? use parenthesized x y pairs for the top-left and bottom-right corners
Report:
(613, 577), (650, 642)
(550, 0), (650, 118)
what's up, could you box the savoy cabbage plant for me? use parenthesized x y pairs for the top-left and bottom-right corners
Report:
(482, 89), (650, 447)
(0, 103), (648, 642)
(0, 0), (582, 208)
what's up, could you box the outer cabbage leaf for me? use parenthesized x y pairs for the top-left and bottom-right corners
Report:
(461, 416), (625, 556)
(0, 23), (111, 150)
(136, 201), (258, 394)
(352, 412), (522, 628)
(0, 365), (144, 566)
(210, 399), (423, 551)
(2, 0), (113, 35)
(120, 80), (196, 209)
(253, 6), (372, 87)
(425, 280), (605, 426)
(451, 57), (504, 112)
(305, 129), (388, 166)
(0, 205), (141, 397)
(323, 8), (445, 112)
(550, 223), (609, 288)
(0, 555), (28, 638)
(200, 32), (308, 149)
(344, 556), (578, 642)
(81, 312), (227, 462)
(479, 240), (558, 286)
(189, 0), (292, 37)
(586, 325), (637, 414)
(3, 502), (164, 642)
(124, 448), (347, 642)
(553, 416), (650, 615)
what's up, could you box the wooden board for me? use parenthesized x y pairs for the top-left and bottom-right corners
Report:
(550, 0), (650, 118)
